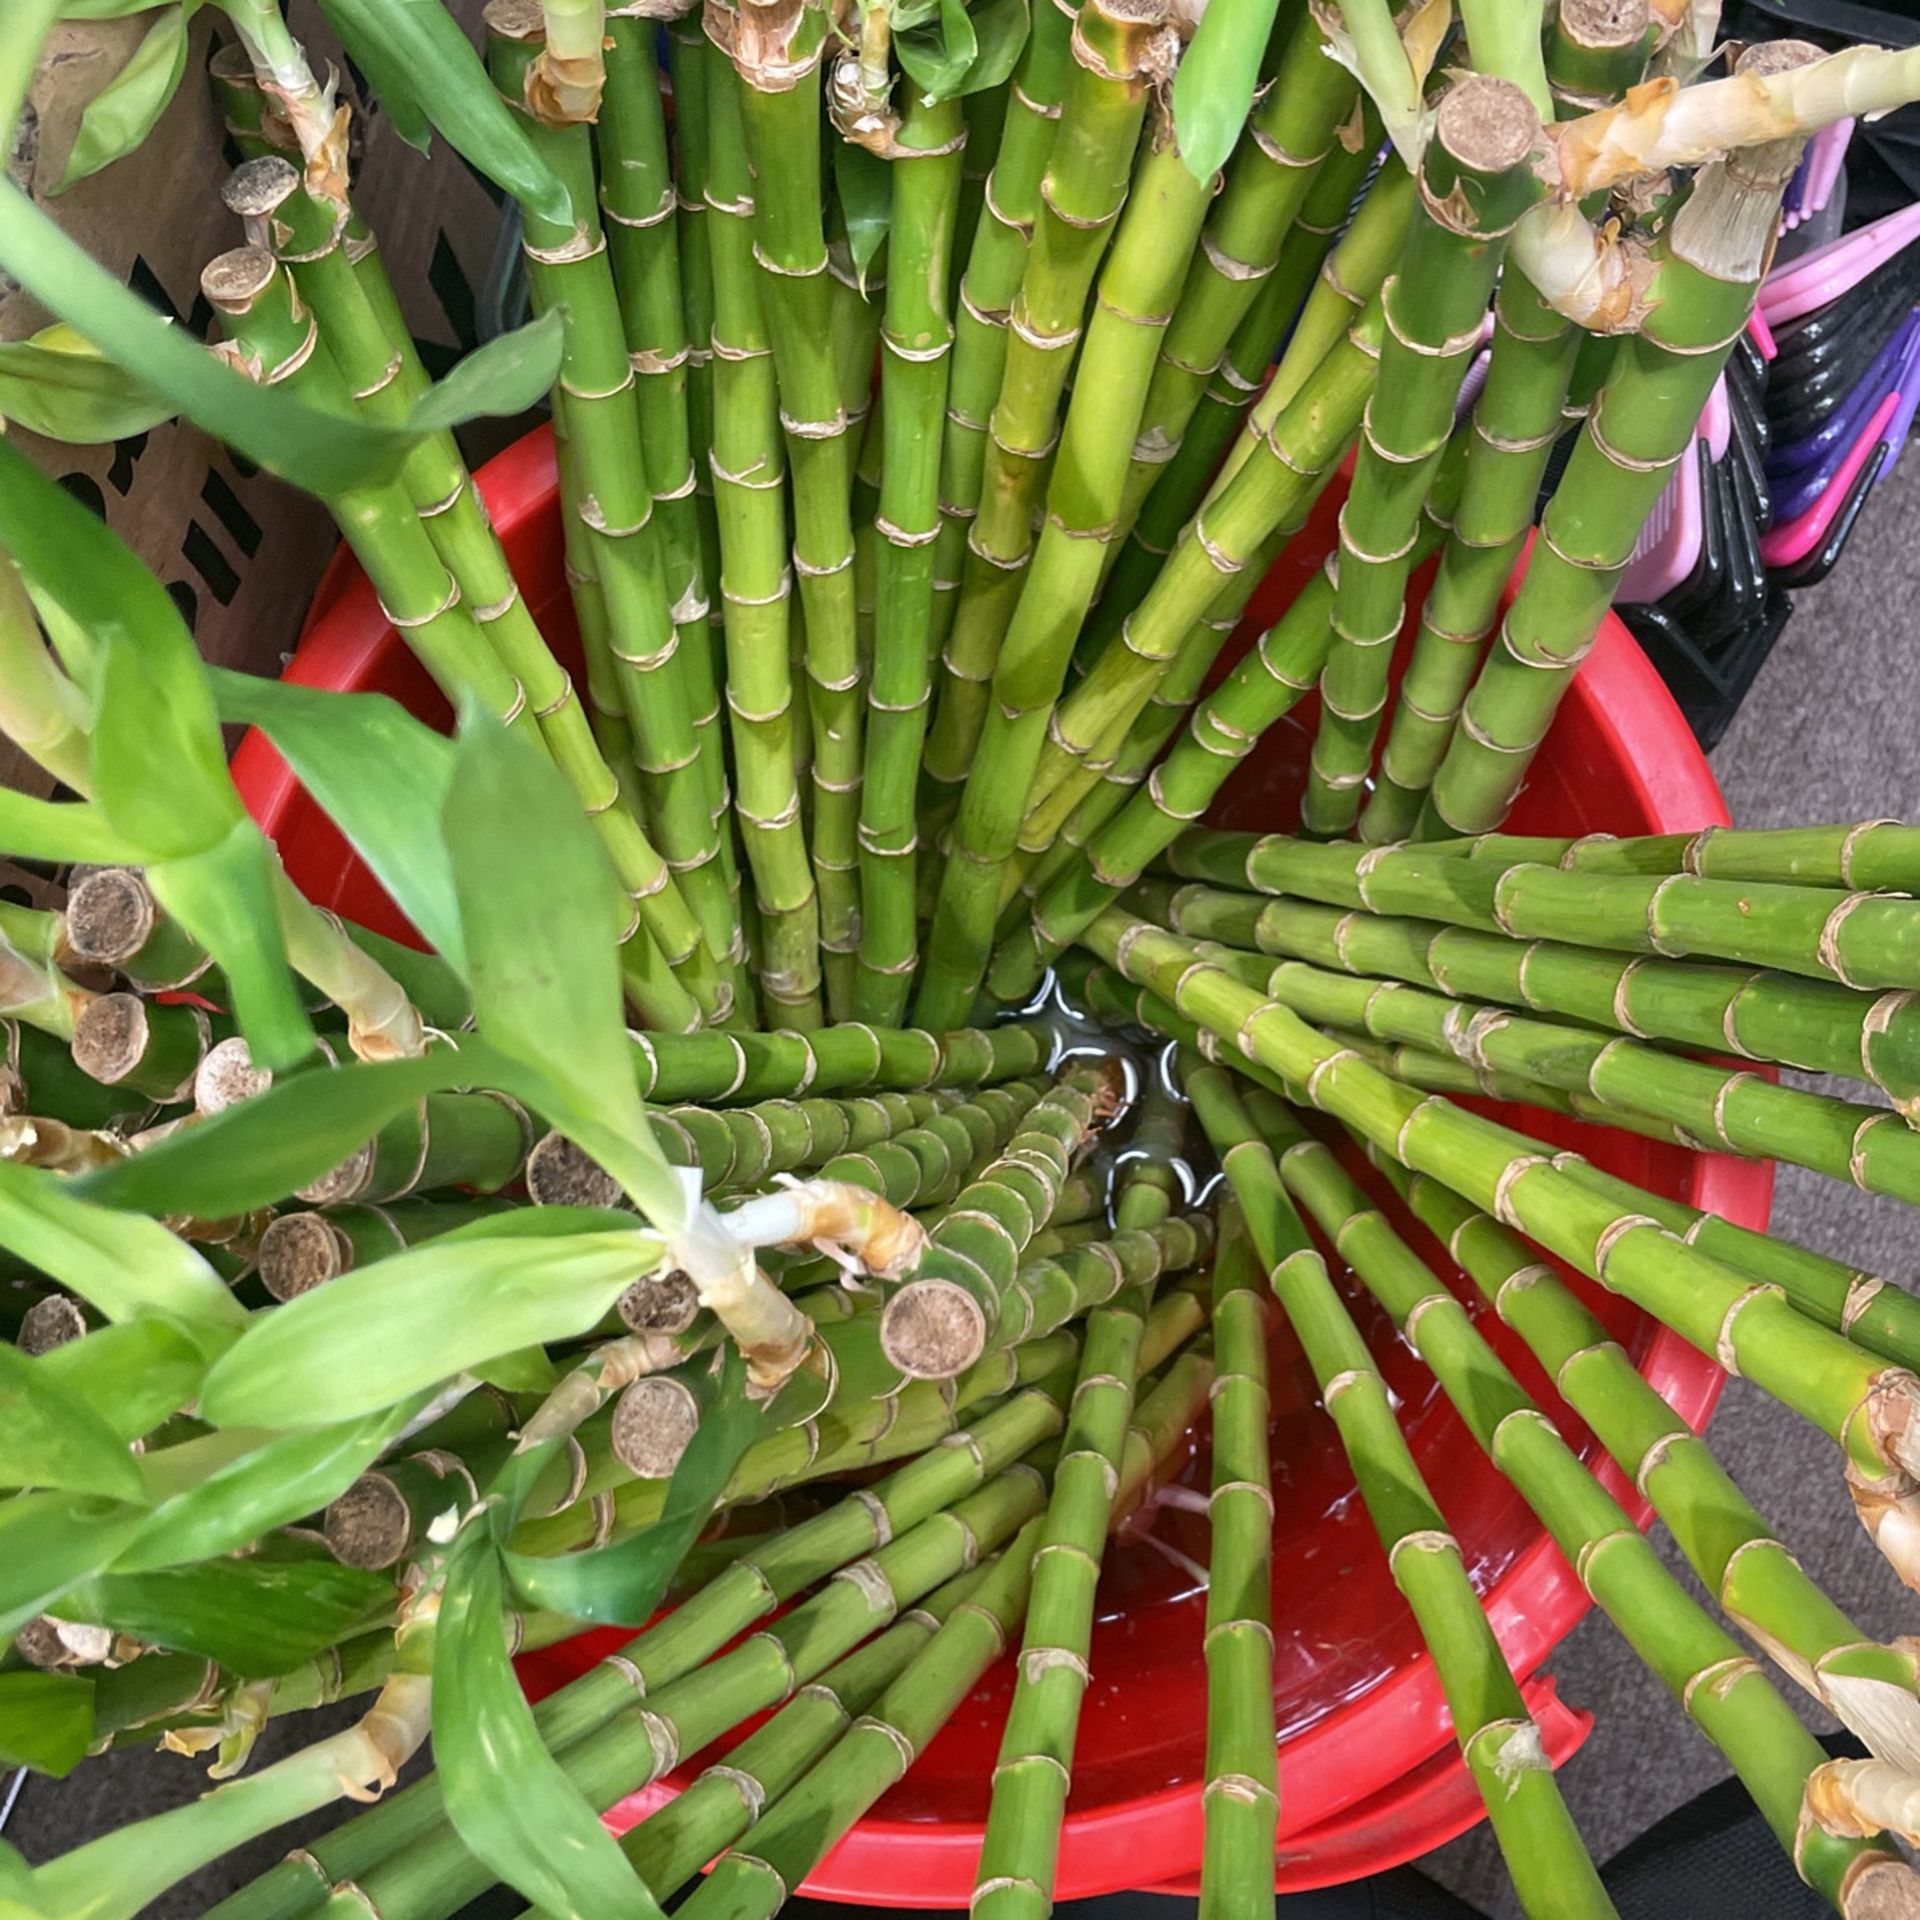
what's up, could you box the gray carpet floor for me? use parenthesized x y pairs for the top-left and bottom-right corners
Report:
(16, 463), (1920, 1916)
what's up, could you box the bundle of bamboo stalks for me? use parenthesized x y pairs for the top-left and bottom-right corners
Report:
(8, 0), (1920, 1915)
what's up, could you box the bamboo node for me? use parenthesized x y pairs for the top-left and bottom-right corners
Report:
(1821, 892), (1894, 990)
(1496, 1263), (1554, 1322)
(1388, 1528), (1458, 1575)
(1490, 1154), (1552, 1231)
(1716, 1283), (1785, 1376)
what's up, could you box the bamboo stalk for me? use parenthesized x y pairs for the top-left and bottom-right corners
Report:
(854, 84), (967, 1022)
(1424, 52), (1815, 837)
(1195, 1195), (1277, 1920)
(704, 49), (825, 1026)
(917, 295), (1385, 1029)
(1184, 1059), (1613, 1916)
(1302, 74), (1539, 836)
(921, 0), (1077, 816)
(1083, 911), (1920, 1507)
(691, 1336), (1217, 1920)
(487, 1), (738, 1023)
(1247, 1089), (1911, 1906)
(1386, 1152), (1920, 1773)
(713, 0), (865, 1017)
(880, 1059), (1123, 1378)
(930, 0), (1167, 774)
(1167, 826), (1920, 1000)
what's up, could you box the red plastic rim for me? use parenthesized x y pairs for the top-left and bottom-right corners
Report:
(235, 426), (1772, 1902)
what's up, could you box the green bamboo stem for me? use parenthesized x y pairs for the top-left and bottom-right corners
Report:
(201, 247), (521, 726)
(973, 116), (1218, 822)
(298, 1471), (1054, 1920)
(1424, 117), (1803, 838)
(1074, 125), (1390, 681)
(212, 1378), (1087, 1920)
(704, 50), (825, 1027)
(930, 0), (1165, 760)
(715, 0), (864, 1017)
(1250, 1089), (1901, 1907)
(1195, 1196), (1277, 1920)
(628, 1016), (1051, 1104)
(1111, 10), (1358, 548)
(1083, 910), (1920, 1498)
(917, 294), (1384, 1030)
(1184, 1059), (1612, 1917)
(1166, 826), (1920, 1001)
(1029, 294), (1393, 817)
(921, 0), (1077, 811)
(972, 1170), (1181, 1920)
(667, 15), (724, 604)
(69, 991), (224, 1103)
(988, 453), (1467, 1007)
(1385, 1153), (1920, 1772)
(488, 2), (736, 1024)
(1435, 820), (1920, 896)
(225, 154), (679, 980)
(1358, 270), (1574, 841)
(601, 10), (730, 895)
(1221, 151), (1416, 495)
(1194, 940), (1920, 1204)
(1541, 1152), (1920, 1387)
(1302, 74), (1540, 836)
(530, 1086), (951, 1215)
(507, 1563), (996, 1919)
(218, 225), (702, 1034)
(1303, 1018), (1693, 1148)
(854, 87), (967, 1023)
(297, 1084), (530, 1208)
(880, 1059), (1121, 1378)
(689, 1337), (1217, 1920)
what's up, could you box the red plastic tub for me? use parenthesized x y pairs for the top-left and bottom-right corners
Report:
(234, 426), (1772, 1901)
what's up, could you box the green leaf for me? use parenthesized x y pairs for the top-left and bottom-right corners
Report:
(58, 1558), (391, 1674)
(115, 1406), (421, 1571)
(147, 822), (315, 1073)
(0, 790), (141, 865)
(0, 179), (410, 495)
(208, 672), (463, 968)
(56, 5), (188, 190)
(0, 324), (174, 440)
(314, 0), (573, 226)
(196, 1228), (660, 1429)
(0, 1161), (245, 1358)
(0, 1490), (145, 1640)
(76, 1043), (494, 1220)
(0, 441), (304, 1059)
(474, 1345), (559, 1393)
(960, 0), (1029, 92)
(57, 1), (176, 16)
(0, 1669), (95, 1777)
(0, 1344), (146, 1503)
(505, 1347), (763, 1625)
(897, 0), (978, 98)
(405, 311), (565, 434)
(86, 614), (233, 859)
(444, 710), (684, 1227)
(38, 1317), (206, 1443)
(832, 140), (890, 290)
(1174, 0), (1280, 178)
(332, 3), (432, 151)
(438, 1529), (660, 1920)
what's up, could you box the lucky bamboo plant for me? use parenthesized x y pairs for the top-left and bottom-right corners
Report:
(6, 0), (1920, 1917)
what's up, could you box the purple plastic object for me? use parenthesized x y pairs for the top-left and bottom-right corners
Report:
(1769, 309), (1920, 480)
(1762, 202), (1920, 326)
(1761, 388), (1900, 568)
(1784, 118), (1854, 229)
